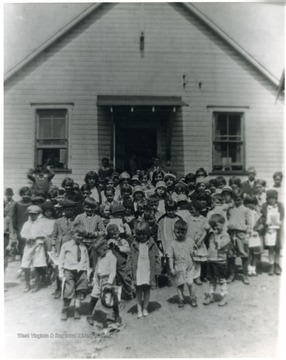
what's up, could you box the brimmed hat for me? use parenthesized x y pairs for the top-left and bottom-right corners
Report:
(155, 181), (167, 190)
(111, 203), (126, 214)
(61, 199), (77, 208)
(131, 175), (141, 184)
(133, 185), (144, 196)
(27, 205), (42, 214)
(266, 189), (278, 199)
(221, 186), (233, 195)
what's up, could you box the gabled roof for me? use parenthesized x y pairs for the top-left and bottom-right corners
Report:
(4, 2), (280, 87)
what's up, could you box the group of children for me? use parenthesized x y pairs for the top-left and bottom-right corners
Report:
(3, 162), (284, 323)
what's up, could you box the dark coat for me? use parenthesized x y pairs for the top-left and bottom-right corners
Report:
(130, 238), (161, 286)
(241, 180), (258, 197)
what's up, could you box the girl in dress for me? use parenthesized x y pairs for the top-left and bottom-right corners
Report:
(260, 189), (284, 275)
(130, 221), (161, 318)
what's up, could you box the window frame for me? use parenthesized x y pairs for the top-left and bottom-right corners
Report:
(212, 111), (245, 173)
(32, 104), (73, 173)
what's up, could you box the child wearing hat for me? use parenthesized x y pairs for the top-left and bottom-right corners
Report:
(21, 205), (47, 292)
(132, 185), (145, 213)
(51, 199), (77, 298)
(259, 189), (284, 275)
(153, 181), (168, 217)
(58, 223), (89, 320)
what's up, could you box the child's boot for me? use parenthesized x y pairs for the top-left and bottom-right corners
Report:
(274, 263), (281, 276)
(268, 263), (274, 276)
(241, 258), (250, 285)
(24, 269), (31, 292)
(74, 308), (81, 320)
(61, 299), (70, 321)
(226, 258), (235, 283)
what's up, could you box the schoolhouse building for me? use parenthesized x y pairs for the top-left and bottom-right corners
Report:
(4, 3), (284, 195)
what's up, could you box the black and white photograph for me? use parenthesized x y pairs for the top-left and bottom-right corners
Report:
(3, 1), (285, 358)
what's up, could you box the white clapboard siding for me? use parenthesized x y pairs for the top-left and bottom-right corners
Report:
(4, 3), (284, 198)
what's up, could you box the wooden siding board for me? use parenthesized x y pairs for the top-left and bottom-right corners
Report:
(4, 3), (284, 196)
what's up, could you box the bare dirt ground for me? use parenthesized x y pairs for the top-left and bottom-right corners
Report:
(3, 254), (284, 359)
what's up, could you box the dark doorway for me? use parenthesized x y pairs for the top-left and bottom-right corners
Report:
(115, 125), (157, 173)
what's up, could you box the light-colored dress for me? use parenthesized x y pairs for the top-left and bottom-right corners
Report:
(136, 242), (151, 286)
(168, 238), (194, 286)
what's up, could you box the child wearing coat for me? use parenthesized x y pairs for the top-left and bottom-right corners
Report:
(130, 221), (161, 318)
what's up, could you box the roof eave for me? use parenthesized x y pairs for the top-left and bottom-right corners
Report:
(180, 3), (279, 88)
(4, 3), (104, 83)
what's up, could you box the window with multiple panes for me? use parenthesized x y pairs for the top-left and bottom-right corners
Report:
(212, 112), (244, 171)
(36, 109), (68, 169)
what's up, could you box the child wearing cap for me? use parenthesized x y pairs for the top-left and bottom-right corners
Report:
(259, 189), (284, 275)
(168, 219), (197, 308)
(21, 205), (48, 292)
(51, 199), (77, 299)
(106, 223), (134, 300)
(164, 173), (176, 199)
(221, 186), (234, 213)
(58, 223), (89, 320)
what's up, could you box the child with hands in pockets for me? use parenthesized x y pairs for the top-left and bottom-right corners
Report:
(168, 219), (197, 308)
(131, 221), (161, 318)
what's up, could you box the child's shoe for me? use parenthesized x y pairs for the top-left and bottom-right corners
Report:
(268, 264), (274, 276)
(178, 299), (185, 308)
(137, 306), (143, 319)
(86, 315), (94, 326)
(218, 295), (227, 306)
(226, 274), (235, 283)
(61, 308), (68, 321)
(190, 296), (198, 307)
(242, 275), (250, 285)
(74, 308), (81, 320)
(194, 278), (202, 285)
(274, 263), (281, 276)
(203, 293), (215, 305)
(24, 285), (31, 293)
(143, 309), (149, 317)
